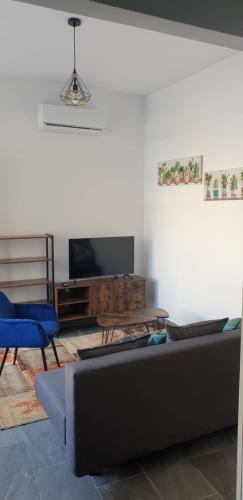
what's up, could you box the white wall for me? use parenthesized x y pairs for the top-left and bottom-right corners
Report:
(144, 53), (243, 323)
(0, 81), (145, 301)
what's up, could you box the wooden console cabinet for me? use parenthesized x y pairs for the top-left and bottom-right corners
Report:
(54, 275), (145, 323)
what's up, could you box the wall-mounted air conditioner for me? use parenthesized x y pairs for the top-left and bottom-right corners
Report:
(38, 104), (106, 135)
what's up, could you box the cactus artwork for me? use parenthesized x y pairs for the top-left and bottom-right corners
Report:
(204, 168), (243, 201)
(157, 156), (203, 186)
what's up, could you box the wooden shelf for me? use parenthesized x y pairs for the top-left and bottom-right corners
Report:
(0, 234), (51, 240)
(58, 298), (90, 306)
(0, 257), (52, 265)
(16, 299), (51, 304)
(59, 313), (92, 322)
(0, 278), (51, 289)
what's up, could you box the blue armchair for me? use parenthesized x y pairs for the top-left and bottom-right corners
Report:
(0, 292), (60, 375)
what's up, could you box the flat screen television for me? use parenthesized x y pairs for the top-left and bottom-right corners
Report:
(69, 236), (134, 279)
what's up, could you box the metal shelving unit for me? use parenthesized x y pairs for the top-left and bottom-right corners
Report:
(0, 234), (55, 304)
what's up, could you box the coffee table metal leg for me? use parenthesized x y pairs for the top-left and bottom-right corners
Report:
(145, 323), (150, 334)
(102, 327), (109, 344)
(110, 327), (115, 343)
(122, 328), (127, 337)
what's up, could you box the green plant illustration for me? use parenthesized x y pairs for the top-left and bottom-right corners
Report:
(171, 161), (181, 184)
(158, 162), (166, 176)
(170, 165), (177, 181)
(179, 165), (185, 181)
(230, 175), (238, 192)
(164, 170), (172, 184)
(193, 162), (200, 182)
(205, 173), (212, 199)
(213, 177), (219, 198)
(174, 161), (181, 171)
(174, 169), (180, 184)
(219, 172), (229, 198)
(165, 170), (172, 179)
(158, 162), (167, 185)
(220, 172), (229, 189)
(240, 170), (243, 198)
(205, 173), (212, 187)
(188, 159), (195, 180)
(184, 165), (189, 183)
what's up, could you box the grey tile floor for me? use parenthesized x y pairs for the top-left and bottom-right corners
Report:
(0, 421), (237, 500)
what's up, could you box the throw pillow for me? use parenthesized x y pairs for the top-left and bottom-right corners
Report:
(223, 317), (241, 332)
(77, 332), (150, 360)
(166, 318), (228, 342)
(147, 330), (167, 346)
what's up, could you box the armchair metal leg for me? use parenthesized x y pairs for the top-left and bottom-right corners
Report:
(13, 348), (18, 365)
(51, 341), (60, 367)
(0, 348), (9, 376)
(41, 347), (48, 371)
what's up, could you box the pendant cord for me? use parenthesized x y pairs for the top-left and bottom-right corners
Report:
(73, 26), (76, 71)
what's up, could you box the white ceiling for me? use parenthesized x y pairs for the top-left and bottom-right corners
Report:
(0, 0), (237, 95)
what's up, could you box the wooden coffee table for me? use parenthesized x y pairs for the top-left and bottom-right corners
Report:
(126, 307), (169, 330)
(97, 307), (169, 344)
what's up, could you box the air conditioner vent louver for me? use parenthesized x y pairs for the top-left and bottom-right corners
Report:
(44, 122), (103, 131)
(38, 104), (106, 135)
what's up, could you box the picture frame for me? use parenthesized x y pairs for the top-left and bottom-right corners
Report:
(157, 155), (203, 186)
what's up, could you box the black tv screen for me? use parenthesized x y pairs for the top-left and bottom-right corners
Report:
(69, 236), (134, 279)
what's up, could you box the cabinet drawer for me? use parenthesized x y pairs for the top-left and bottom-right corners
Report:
(91, 284), (114, 315)
(113, 280), (145, 312)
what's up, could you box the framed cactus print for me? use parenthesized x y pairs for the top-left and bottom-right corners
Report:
(157, 155), (203, 186)
(204, 168), (243, 201)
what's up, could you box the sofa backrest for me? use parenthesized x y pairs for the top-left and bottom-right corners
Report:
(65, 330), (240, 476)
(0, 292), (15, 318)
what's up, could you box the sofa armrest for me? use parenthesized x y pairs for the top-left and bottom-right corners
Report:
(164, 319), (178, 327)
(0, 319), (49, 347)
(14, 303), (58, 322)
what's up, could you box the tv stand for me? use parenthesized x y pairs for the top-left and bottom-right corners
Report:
(54, 275), (145, 325)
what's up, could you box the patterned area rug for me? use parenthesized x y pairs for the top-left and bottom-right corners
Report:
(0, 330), (125, 430)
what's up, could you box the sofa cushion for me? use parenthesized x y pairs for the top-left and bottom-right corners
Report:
(35, 368), (66, 443)
(77, 332), (150, 360)
(166, 318), (228, 342)
(223, 318), (241, 332)
(147, 331), (167, 345)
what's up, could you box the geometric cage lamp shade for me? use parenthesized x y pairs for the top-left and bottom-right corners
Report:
(59, 18), (91, 106)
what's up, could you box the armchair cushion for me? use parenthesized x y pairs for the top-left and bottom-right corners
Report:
(0, 292), (15, 319)
(0, 319), (50, 348)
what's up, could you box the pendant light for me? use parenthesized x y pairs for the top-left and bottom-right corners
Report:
(60, 18), (91, 106)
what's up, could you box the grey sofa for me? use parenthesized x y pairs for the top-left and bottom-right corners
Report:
(35, 329), (240, 477)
